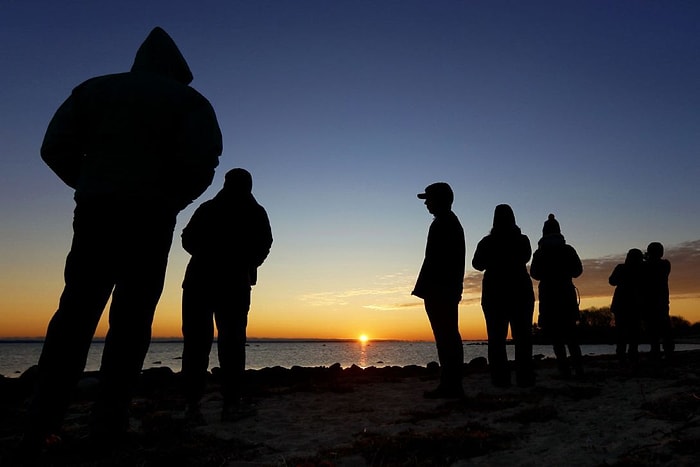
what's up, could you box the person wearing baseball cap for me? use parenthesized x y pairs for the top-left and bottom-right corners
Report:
(412, 182), (466, 399)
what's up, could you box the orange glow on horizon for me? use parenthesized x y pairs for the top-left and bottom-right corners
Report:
(359, 334), (369, 343)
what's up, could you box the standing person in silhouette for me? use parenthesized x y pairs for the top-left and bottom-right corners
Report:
(412, 182), (466, 399)
(609, 249), (645, 365)
(643, 242), (673, 360)
(472, 204), (535, 388)
(530, 214), (584, 379)
(181, 168), (272, 422)
(24, 27), (222, 449)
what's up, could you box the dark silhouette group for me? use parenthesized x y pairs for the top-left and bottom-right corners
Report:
(23, 25), (677, 452)
(415, 190), (673, 397)
(25, 27), (222, 449)
(609, 242), (673, 365)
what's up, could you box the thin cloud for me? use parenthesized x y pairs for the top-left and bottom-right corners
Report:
(300, 240), (700, 309)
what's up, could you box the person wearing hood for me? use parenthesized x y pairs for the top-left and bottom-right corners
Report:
(530, 214), (584, 378)
(181, 168), (272, 423)
(472, 204), (535, 388)
(609, 249), (645, 365)
(25, 27), (222, 448)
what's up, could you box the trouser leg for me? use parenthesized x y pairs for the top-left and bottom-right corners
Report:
(181, 287), (215, 405)
(215, 289), (251, 404)
(425, 298), (463, 390)
(511, 305), (534, 386)
(93, 207), (174, 432)
(27, 205), (115, 438)
(484, 308), (510, 386)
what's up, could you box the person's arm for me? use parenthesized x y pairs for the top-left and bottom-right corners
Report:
(570, 247), (583, 279)
(40, 94), (83, 189)
(471, 238), (488, 271)
(172, 97), (223, 209)
(609, 265), (622, 286)
(252, 207), (273, 267)
(529, 250), (541, 280)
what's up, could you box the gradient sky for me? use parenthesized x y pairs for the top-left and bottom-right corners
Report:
(2, 1), (699, 341)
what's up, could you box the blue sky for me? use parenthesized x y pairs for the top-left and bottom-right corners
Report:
(1, 1), (699, 339)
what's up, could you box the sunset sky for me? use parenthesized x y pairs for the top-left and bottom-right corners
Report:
(1, 1), (699, 341)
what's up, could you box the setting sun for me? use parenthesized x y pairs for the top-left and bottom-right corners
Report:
(359, 334), (369, 343)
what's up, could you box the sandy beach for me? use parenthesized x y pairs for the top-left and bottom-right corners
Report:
(1, 350), (699, 466)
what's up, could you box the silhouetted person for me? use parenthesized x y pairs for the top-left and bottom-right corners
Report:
(472, 204), (535, 388)
(530, 214), (583, 378)
(181, 168), (272, 422)
(412, 182), (466, 399)
(643, 242), (673, 360)
(609, 249), (645, 364)
(24, 27), (222, 449)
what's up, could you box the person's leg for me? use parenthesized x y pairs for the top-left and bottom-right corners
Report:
(614, 314), (627, 363)
(25, 201), (115, 443)
(424, 298), (464, 395)
(564, 319), (583, 376)
(660, 310), (675, 359)
(628, 316), (640, 364)
(215, 288), (250, 407)
(511, 303), (535, 387)
(646, 310), (662, 359)
(483, 307), (510, 387)
(181, 286), (215, 406)
(93, 205), (175, 433)
(215, 288), (257, 420)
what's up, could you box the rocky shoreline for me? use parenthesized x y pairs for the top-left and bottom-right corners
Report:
(1, 351), (699, 466)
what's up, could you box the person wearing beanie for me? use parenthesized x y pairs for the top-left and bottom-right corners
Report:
(181, 168), (272, 422)
(412, 182), (466, 399)
(643, 242), (673, 360)
(472, 204), (535, 388)
(530, 214), (584, 378)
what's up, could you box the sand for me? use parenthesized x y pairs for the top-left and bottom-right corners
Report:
(1, 351), (699, 466)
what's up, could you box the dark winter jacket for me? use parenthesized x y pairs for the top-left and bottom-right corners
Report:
(472, 228), (534, 310)
(182, 190), (272, 290)
(643, 258), (671, 315)
(530, 234), (582, 325)
(609, 262), (645, 320)
(41, 27), (222, 212)
(412, 211), (465, 302)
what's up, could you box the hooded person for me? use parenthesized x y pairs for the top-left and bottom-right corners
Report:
(530, 214), (584, 378)
(472, 204), (535, 388)
(180, 168), (273, 422)
(25, 27), (222, 449)
(609, 249), (645, 364)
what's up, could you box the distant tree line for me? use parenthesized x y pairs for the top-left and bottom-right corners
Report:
(532, 307), (700, 345)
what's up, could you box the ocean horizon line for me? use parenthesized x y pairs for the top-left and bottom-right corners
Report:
(0, 337), (491, 344)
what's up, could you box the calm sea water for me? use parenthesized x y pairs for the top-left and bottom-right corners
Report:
(2, 340), (699, 377)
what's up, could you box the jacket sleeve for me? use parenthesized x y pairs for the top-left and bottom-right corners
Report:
(40, 94), (83, 189)
(519, 235), (533, 265)
(471, 238), (488, 271)
(609, 265), (622, 286)
(181, 203), (209, 255)
(252, 207), (273, 267)
(172, 98), (222, 210)
(529, 250), (541, 280)
(569, 246), (583, 278)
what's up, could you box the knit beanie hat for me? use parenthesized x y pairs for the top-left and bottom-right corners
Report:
(542, 213), (561, 236)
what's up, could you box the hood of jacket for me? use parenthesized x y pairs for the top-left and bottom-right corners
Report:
(131, 27), (193, 85)
(538, 233), (566, 248)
